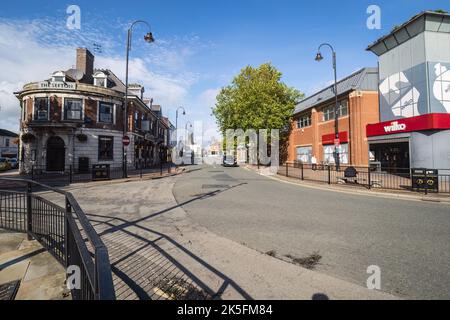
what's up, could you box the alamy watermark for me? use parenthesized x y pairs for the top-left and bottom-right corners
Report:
(170, 122), (280, 175)
(367, 5), (381, 30)
(366, 265), (381, 290)
(66, 265), (81, 290)
(66, 5), (81, 30)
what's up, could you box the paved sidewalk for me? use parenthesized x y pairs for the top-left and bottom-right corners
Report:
(0, 230), (68, 300)
(61, 176), (396, 300)
(244, 165), (450, 204)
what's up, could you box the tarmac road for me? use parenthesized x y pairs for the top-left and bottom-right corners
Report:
(173, 164), (450, 299)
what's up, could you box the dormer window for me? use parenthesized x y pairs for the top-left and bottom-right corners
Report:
(93, 71), (108, 88)
(51, 71), (66, 82)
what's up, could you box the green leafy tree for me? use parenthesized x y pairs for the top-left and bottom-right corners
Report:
(212, 63), (303, 162)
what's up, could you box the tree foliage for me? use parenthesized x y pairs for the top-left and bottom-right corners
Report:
(212, 63), (303, 137)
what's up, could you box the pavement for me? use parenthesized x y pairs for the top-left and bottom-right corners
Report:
(262, 165), (450, 204)
(0, 230), (68, 300)
(42, 170), (397, 300)
(172, 165), (450, 300)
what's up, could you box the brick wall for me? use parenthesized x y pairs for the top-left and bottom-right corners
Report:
(288, 90), (379, 166)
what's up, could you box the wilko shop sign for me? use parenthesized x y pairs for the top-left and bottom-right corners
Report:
(366, 113), (450, 137)
(384, 121), (407, 133)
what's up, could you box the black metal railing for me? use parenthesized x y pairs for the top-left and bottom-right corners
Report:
(0, 178), (116, 300)
(278, 162), (450, 194)
(28, 162), (174, 186)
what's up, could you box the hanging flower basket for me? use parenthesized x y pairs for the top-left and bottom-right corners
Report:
(21, 133), (36, 143)
(76, 133), (88, 142)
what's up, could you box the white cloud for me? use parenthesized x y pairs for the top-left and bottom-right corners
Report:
(198, 88), (221, 109)
(0, 17), (204, 132)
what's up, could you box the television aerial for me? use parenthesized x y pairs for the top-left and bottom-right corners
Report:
(93, 43), (103, 54)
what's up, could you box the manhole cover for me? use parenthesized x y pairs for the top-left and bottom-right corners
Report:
(0, 280), (20, 300)
(202, 184), (230, 189)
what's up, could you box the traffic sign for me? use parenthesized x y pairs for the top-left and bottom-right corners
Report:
(122, 135), (131, 146)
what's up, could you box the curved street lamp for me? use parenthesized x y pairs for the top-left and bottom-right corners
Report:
(315, 43), (340, 170)
(123, 20), (154, 178)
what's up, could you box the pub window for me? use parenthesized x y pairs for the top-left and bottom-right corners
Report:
(64, 98), (83, 120)
(98, 136), (114, 160)
(34, 97), (49, 120)
(99, 102), (114, 123)
(5, 138), (10, 147)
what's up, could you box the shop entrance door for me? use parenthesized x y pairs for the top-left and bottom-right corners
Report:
(369, 141), (410, 174)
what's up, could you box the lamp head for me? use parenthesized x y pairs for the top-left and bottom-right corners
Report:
(144, 32), (155, 43)
(315, 52), (323, 62)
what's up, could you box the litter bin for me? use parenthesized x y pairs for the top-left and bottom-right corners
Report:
(92, 164), (110, 181)
(411, 168), (439, 193)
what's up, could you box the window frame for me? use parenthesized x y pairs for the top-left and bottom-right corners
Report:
(322, 100), (349, 122)
(98, 102), (114, 124)
(63, 98), (84, 121)
(33, 97), (50, 121)
(323, 143), (349, 165)
(296, 146), (313, 164)
(296, 114), (312, 129)
(98, 136), (114, 161)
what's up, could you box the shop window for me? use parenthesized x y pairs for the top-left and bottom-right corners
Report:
(99, 102), (113, 123)
(98, 136), (114, 160)
(64, 98), (83, 120)
(323, 143), (349, 164)
(296, 115), (311, 128)
(34, 97), (49, 121)
(296, 146), (312, 163)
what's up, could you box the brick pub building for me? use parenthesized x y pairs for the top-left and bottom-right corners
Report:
(288, 68), (379, 166)
(15, 48), (170, 174)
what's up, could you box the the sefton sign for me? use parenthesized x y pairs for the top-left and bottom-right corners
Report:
(367, 113), (450, 137)
(38, 81), (76, 90)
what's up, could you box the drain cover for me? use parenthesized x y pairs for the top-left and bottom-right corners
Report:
(0, 280), (20, 300)
(202, 184), (230, 189)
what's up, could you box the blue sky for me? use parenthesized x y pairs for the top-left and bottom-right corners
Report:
(0, 0), (448, 136)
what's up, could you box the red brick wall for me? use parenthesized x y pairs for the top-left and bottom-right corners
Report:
(288, 91), (379, 166)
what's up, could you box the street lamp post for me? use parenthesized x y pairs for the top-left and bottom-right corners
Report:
(315, 43), (340, 171)
(123, 20), (155, 178)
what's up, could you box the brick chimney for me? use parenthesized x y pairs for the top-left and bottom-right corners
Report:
(76, 48), (94, 84)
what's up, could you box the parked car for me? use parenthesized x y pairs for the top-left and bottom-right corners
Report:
(9, 158), (18, 169)
(0, 157), (12, 171)
(222, 155), (238, 167)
